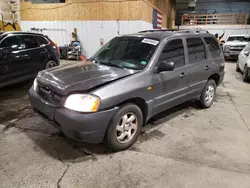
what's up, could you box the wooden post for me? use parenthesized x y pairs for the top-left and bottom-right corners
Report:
(245, 14), (248, 25)
(205, 14), (208, 24)
(181, 15), (183, 25)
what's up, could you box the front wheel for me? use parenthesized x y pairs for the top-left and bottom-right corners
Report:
(104, 103), (143, 151)
(243, 66), (249, 82)
(199, 80), (216, 108)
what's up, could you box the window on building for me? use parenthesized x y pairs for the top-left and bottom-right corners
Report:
(187, 37), (206, 64)
(204, 37), (221, 58)
(159, 39), (185, 68)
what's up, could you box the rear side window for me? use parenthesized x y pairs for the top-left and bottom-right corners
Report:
(204, 37), (221, 58)
(19, 35), (39, 49)
(159, 39), (185, 68)
(36, 36), (49, 47)
(187, 38), (206, 64)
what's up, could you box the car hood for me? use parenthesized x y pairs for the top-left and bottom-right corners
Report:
(224, 41), (249, 46)
(37, 61), (138, 95)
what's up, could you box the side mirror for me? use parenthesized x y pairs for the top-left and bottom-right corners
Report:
(244, 51), (249, 56)
(158, 61), (174, 73)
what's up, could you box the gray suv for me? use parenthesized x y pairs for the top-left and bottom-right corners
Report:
(29, 30), (225, 151)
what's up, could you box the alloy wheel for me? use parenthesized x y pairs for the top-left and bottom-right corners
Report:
(116, 112), (138, 144)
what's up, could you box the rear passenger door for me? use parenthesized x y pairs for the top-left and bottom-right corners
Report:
(184, 37), (212, 97)
(153, 38), (189, 114)
(19, 35), (47, 74)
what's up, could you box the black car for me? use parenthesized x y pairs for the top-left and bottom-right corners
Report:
(0, 32), (60, 87)
(29, 29), (225, 151)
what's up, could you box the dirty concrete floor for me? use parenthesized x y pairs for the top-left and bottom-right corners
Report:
(1, 61), (250, 188)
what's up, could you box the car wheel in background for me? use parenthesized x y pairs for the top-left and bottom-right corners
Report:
(45, 60), (57, 69)
(104, 103), (143, 151)
(243, 65), (249, 82)
(236, 60), (240, 72)
(199, 79), (216, 108)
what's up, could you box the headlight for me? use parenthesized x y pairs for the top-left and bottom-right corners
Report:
(224, 45), (230, 52)
(33, 78), (38, 92)
(64, 94), (100, 112)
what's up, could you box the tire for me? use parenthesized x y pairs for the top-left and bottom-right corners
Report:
(236, 61), (240, 72)
(243, 65), (249, 82)
(45, 60), (57, 69)
(199, 79), (216, 108)
(104, 103), (143, 151)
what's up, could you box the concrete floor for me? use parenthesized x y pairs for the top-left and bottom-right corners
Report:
(1, 61), (250, 188)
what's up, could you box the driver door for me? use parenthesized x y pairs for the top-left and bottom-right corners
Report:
(153, 38), (189, 114)
(0, 35), (24, 86)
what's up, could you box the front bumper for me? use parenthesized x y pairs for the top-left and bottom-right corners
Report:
(224, 51), (240, 59)
(29, 88), (118, 143)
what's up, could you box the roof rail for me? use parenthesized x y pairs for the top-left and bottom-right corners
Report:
(138, 29), (209, 34)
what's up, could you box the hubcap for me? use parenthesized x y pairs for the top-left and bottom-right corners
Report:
(46, 61), (56, 69)
(116, 112), (138, 144)
(205, 85), (214, 104)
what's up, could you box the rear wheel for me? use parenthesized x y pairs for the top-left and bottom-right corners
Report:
(243, 65), (249, 82)
(104, 103), (143, 151)
(236, 61), (240, 72)
(199, 79), (216, 108)
(45, 60), (57, 69)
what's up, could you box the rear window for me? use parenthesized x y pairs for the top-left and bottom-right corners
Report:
(36, 36), (49, 47)
(187, 37), (206, 64)
(204, 37), (221, 58)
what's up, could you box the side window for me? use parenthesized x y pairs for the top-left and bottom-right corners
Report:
(204, 37), (221, 58)
(19, 35), (39, 49)
(159, 39), (185, 68)
(187, 37), (206, 64)
(0, 36), (22, 51)
(36, 36), (49, 47)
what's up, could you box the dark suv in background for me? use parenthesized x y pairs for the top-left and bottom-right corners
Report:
(0, 32), (60, 87)
(29, 29), (225, 151)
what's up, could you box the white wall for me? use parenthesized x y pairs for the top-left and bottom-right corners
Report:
(180, 25), (250, 41)
(21, 20), (153, 57)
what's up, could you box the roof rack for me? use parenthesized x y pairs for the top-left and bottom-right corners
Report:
(138, 29), (209, 34)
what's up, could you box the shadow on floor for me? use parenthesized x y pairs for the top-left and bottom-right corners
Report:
(23, 100), (199, 163)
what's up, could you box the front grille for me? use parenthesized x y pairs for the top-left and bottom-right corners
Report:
(37, 84), (62, 105)
(230, 45), (245, 51)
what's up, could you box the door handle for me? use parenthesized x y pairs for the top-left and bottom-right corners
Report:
(180, 72), (186, 78)
(40, 51), (46, 55)
(205, 65), (210, 70)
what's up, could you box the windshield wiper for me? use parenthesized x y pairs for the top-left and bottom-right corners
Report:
(99, 62), (124, 69)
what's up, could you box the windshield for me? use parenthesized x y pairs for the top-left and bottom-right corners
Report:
(227, 36), (250, 42)
(91, 36), (159, 70)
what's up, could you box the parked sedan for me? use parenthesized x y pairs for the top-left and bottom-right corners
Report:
(0, 32), (60, 87)
(236, 42), (250, 82)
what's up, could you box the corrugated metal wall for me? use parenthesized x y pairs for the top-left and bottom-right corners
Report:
(21, 20), (152, 57)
